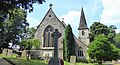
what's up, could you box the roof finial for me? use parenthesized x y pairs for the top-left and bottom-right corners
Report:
(49, 3), (53, 8)
(62, 18), (64, 22)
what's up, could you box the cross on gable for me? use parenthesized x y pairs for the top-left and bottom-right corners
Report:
(49, 3), (53, 8)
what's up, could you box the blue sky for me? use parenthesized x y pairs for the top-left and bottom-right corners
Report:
(27, 0), (120, 37)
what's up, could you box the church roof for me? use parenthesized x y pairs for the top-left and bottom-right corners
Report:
(78, 7), (88, 30)
(37, 4), (66, 29)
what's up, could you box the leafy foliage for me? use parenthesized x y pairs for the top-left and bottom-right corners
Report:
(21, 27), (36, 40)
(88, 34), (120, 65)
(20, 39), (40, 50)
(0, 0), (45, 11)
(90, 22), (117, 43)
(63, 24), (75, 61)
(0, 8), (28, 48)
(0, 0), (45, 23)
(20, 27), (39, 50)
(114, 33), (120, 48)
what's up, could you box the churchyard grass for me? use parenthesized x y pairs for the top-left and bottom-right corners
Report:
(64, 61), (119, 65)
(0, 54), (17, 58)
(7, 58), (47, 65)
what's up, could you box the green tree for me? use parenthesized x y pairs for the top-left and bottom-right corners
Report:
(0, 8), (28, 48)
(20, 27), (37, 50)
(108, 25), (117, 43)
(90, 22), (117, 43)
(114, 33), (120, 48)
(63, 24), (75, 61)
(21, 27), (36, 40)
(0, 0), (45, 22)
(0, 0), (45, 11)
(88, 34), (120, 65)
(20, 38), (40, 60)
(20, 39), (40, 50)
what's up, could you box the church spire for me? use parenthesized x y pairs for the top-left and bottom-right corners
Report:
(78, 7), (88, 30)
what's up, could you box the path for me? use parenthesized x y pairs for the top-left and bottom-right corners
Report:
(0, 58), (12, 65)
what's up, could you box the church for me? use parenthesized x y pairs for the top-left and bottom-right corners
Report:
(34, 4), (90, 60)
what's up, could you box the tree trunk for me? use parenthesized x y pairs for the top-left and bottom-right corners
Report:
(99, 61), (102, 65)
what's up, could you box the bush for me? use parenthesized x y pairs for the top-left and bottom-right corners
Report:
(76, 58), (88, 63)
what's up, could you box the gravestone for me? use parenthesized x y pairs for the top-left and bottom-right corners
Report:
(70, 56), (76, 65)
(7, 49), (13, 57)
(21, 50), (27, 59)
(2, 49), (8, 56)
(48, 29), (62, 65)
(48, 57), (61, 65)
(30, 50), (40, 59)
(45, 53), (49, 63)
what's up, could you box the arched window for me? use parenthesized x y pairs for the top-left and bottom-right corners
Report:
(82, 31), (85, 36)
(43, 25), (54, 47)
(78, 47), (84, 57)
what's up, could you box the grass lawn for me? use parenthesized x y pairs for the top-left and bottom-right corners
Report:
(7, 58), (48, 65)
(64, 61), (120, 65)
(6, 58), (120, 65)
(64, 61), (98, 65)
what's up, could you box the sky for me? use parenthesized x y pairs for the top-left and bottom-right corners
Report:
(27, 0), (120, 37)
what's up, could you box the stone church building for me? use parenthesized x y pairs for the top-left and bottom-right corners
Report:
(35, 4), (90, 60)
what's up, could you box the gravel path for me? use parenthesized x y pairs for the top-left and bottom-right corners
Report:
(0, 58), (12, 65)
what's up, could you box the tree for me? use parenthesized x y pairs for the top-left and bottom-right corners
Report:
(0, 0), (45, 12)
(108, 25), (117, 43)
(88, 34), (120, 65)
(20, 39), (40, 50)
(0, 0), (45, 28)
(21, 27), (36, 40)
(90, 22), (117, 43)
(20, 27), (37, 50)
(114, 33), (120, 48)
(20, 38), (40, 60)
(63, 24), (75, 61)
(0, 8), (29, 48)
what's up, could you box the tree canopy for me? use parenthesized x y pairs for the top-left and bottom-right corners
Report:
(90, 22), (117, 43)
(114, 33), (120, 48)
(19, 27), (38, 50)
(88, 34), (120, 65)
(20, 39), (40, 50)
(0, 0), (44, 48)
(0, 8), (28, 48)
(63, 24), (75, 62)
(0, 0), (45, 12)
(0, 0), (45, 22)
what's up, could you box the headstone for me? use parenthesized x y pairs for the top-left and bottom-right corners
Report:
(51, 29), (61, 58)
(48, 57), (61, 65)
(7, 49), (13, 57)
(70, 56), (76, 65)
(21, 50), (27, 59)
(2, 49), (8, 56)
(30, 50), (40, 59)
(45, 53), (49, 63)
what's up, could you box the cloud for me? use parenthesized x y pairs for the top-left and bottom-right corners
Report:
(59, 11), (80, 27)
(59, 11), (81, 37)
(27, 16), (40, 28)
(100, 0), (120, 33)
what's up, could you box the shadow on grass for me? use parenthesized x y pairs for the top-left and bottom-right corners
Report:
(6, 58), (47, 65)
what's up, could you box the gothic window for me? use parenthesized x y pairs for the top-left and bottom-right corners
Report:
(78, 47), (84, 57)
(82, 31), (85, 36)
(43, 25), (54, 47)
